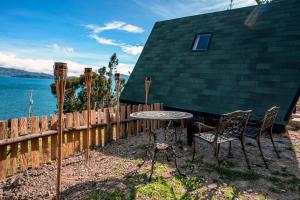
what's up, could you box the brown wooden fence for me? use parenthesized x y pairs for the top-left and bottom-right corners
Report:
(0, 103), (162, 180)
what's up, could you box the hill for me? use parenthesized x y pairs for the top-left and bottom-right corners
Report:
(0, 66), (53, 79)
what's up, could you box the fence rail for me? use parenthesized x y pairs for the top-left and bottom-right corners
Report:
(0, 103), (162, 180)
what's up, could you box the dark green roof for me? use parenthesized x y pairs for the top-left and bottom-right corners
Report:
(121, 0), (300, 125)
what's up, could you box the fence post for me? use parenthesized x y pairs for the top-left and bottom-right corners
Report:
(30, 116), (40, 168)
(137, 104), (143, 134)
(126, 105), (132, 136)
(82, 110), (88, 156)
(66, 113), (74, 157)
(90, 110), (97, 147)
(97, 109), (103, 147)
(73, 112), (81, 152)
(120, 106), (126, 138)
(0, 121), (8, 179)
(50, 115), (57, 161)
(20, 117), (28, 171)
(41, 116), (50, 164)
(10, 119), (18, 175)
(103, 108), (111, 144)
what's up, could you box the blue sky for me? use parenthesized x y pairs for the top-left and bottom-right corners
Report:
(0, 0), (256, 76)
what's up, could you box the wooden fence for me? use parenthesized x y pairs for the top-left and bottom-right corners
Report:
(0, 103), (162, 180)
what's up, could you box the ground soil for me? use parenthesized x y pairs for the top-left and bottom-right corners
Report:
(0, 127), (299, 200)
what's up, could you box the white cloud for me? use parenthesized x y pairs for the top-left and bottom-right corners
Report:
(0, 52), (89, 77)
(116, 63), (133, 75)
(52, 43), (74, 55)
(85, 21), (144, 33)
(134, 0), (256, 19)
(89, 34), (120, 46)
(121, 45), (143, 56)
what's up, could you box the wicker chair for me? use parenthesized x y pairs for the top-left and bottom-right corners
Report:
(244, 106), (280, 169)
(192, 110), (252, 170)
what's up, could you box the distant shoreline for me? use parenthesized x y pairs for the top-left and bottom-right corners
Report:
(0, 66), (53, 79)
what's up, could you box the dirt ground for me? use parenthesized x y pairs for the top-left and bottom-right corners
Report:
(0, 127), (299, 200)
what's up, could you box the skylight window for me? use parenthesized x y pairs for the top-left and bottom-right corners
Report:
(192, 33), (213, 51)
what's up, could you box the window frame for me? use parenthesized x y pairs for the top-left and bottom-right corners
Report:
(191, 32), (214, 52)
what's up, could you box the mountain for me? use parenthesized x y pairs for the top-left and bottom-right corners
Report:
(0, 67), (53, 79)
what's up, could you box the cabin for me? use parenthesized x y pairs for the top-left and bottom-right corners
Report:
(121, 0), (300, 132)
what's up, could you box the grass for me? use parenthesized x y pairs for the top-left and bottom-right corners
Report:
(224, 186), (243, 200)
(267, 175), (300, 192)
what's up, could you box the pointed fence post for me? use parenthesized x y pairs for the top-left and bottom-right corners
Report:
(115, 73), (121, 139)
(54, 62), (67, 200)
(84, 68), (92, 161)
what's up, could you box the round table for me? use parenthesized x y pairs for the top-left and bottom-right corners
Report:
(130, 111), (193, 121)
(130, 111), (193, 181)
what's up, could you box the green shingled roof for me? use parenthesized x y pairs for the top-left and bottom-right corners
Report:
(121, 0), (300, 125)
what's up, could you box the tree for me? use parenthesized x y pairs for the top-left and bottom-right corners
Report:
(50, 53), (125, 113)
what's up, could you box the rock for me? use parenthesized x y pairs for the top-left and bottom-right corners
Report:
(207, 183), (218, 189)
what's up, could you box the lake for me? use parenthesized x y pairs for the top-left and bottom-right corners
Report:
(0, 76), (56, 120)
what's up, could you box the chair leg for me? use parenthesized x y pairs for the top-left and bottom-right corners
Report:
(240, 139), (251, 169)
(192, 137), (196, 161)
(213, 143), (221, 175)
(217, 144), (221, 156)
(169, 146), (185, 177)
(256, 137), (268, 169)
(269, 129), (280, 158)
(227, 141), (233, 158)
(149, 148), (158, 182)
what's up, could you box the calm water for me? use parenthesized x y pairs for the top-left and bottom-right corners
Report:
(0, 76), (56, 120)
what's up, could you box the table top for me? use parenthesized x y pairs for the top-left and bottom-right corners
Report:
(130, 111), (193, 120)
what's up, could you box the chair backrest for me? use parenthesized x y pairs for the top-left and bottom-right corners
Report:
(261, 106), (279, 130)
(217, 110), (252, 137)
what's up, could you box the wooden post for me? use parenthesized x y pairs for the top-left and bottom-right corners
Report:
(20, 117), (28, 171)
(103, 108), (111, 144)
(10, 119), (18, 175)
(73, 112), (81, 152)
(132, 105), (138, 135)
(0, 121), (7, 179)
(41, 116), (50, 164)
(137, 104), (143, 134)
(126, 105), (132, 136)
(66, 113), (74, 156)
(97, 109), (103, 147)
(115, 73), (121, 140)
(50, 115), (57, 160)
(145, 77), (151, 105)
(30, 116), (40, 168)
(120, 105), (126, 138)
(84, 68), (92, 161)
(90, 110), (96, 147)
(54, 62), (67, 200)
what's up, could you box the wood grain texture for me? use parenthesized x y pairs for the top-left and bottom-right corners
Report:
(73, 112), (81, 152)
(30, 116), (40, 168)
(10, 119), (18, 175)
(126, 105), (132, 136)
(0, 121), (8, 179)
(41, 116), (50, 164)
(82, 110), (88, 153)
(66, 113), (74, 156)
(103, 108), (110, 144)
(97, 109), (102, 146)
(132, 105), (138, 135)
(90, 110), (96, 147)
(19, 117), (28, 171)
(50, 115), (57, 161)
(120, 106), (126, 138)
(137, 104), (143, 134)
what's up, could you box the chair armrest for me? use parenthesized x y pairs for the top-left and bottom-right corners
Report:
(194, 122), (216, 132)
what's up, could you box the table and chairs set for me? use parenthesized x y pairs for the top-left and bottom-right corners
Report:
(130, 106), (281, 181)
